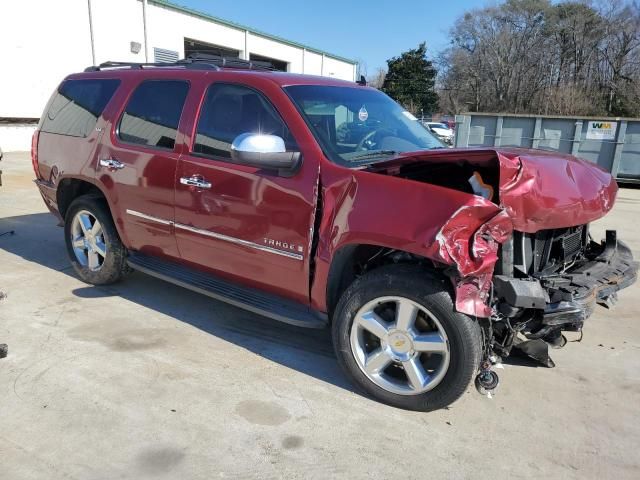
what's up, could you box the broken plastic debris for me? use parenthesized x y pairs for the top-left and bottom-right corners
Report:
(475, 369), (500, 396)
(468, 171), (494, 200)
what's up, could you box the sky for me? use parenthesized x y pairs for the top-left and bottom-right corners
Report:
(181, 0), (490, 73)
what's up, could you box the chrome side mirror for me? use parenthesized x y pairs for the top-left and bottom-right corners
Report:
(230, 133), (301, 175)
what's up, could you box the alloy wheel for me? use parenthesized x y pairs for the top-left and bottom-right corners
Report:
(70, 210), (107, 271)
(350, 296), (450, 395)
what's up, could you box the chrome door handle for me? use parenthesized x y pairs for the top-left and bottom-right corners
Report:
(180, 175), (212, 189)
(99, 158), (125, 170)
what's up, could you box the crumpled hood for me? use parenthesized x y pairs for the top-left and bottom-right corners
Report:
(376, 147), (618, 233)
(317, 148), (618, 318)
(495, 149), (617, 233)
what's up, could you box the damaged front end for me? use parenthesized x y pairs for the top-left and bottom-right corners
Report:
(484, 149), (638, 370)
(367, 147), (638, 377)
(491, 228), (638, 367)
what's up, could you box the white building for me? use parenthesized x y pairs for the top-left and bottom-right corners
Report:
(0, 0), (357, 151)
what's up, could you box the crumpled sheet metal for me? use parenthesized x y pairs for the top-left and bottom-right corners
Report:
(313, 148), (616, 318)
(427, 200), (513, 317)
(496, 150), (617, 233)
(372, 147), (617, 234)
(310, 166), (507, 313)
(396, 148), (616, 317)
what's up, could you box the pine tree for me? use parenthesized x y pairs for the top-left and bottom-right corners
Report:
(382, 43), (438, 114)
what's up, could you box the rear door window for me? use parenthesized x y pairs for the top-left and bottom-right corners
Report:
(41, 79), (120, 138)
(118, 80), (189, 150)
(193, 83), (296, 159)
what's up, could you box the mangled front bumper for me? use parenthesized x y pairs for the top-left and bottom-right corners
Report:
(494, 231), (638, 331)
(541, 233), (637, 327)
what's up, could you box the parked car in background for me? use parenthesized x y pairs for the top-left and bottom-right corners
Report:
(32, 55), (637, 411)
(424, 122), (454, 145)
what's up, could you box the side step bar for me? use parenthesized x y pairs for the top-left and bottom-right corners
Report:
(126, 252), (328, 329)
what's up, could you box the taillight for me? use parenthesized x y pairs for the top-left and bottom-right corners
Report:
(31, 130), (40, 179)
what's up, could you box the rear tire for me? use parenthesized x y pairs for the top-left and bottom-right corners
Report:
(64, 195), (129, 285)
(332, 264), (482, 411)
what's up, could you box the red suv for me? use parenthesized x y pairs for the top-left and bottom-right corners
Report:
(33, 56), (637, 411)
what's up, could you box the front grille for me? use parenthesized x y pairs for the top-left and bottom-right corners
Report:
(513, 225), (588, 275)
(561, 229), (583, 258)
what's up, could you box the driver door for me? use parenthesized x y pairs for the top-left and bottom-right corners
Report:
(174, 82), (317, 304)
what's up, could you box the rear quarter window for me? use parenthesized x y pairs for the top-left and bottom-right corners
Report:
(41, 79), (120, 138)
(117, 80), (189, 150)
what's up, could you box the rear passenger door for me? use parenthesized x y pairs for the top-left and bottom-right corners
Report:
(37, 78), (121, 183)
(174, 82), (318, 304)
(96, 79), (190, 260)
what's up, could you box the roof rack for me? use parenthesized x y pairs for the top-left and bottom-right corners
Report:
(84, 53), (276, 72)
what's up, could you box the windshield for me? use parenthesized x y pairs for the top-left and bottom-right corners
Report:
(285, 85), (445, 166)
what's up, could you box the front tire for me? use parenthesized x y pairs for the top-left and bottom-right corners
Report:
(64, 195), (128, 285)
(332, 265), (482, 411)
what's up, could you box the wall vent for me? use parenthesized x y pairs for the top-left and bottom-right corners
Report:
(153, 47), (179, 63)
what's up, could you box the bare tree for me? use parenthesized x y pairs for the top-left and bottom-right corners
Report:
(356, 59), (368, 80)
(367, 67), (387, 89)
(599, 1), (640, 114)
(437, 0), (640, 117)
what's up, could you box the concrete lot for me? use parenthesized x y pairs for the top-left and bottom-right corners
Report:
(0, 151), (639, 479)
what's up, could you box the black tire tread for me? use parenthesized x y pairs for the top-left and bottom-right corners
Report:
(64, 195), (129, 285)
(332, 264), (482, 411)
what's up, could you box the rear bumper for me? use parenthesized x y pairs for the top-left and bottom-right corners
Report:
(34, 179), (63, 223)
(494, 231), (638, 329)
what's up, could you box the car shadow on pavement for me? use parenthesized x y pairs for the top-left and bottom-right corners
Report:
(0, 212), (354, 394)
(1, 212), (545, 392)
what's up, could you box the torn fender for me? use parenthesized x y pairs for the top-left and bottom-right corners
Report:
(310, 162), (512, 317)
(426, 201), (513, 317)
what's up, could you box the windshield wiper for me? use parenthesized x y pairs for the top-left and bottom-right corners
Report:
(346, 150), (399, 162)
